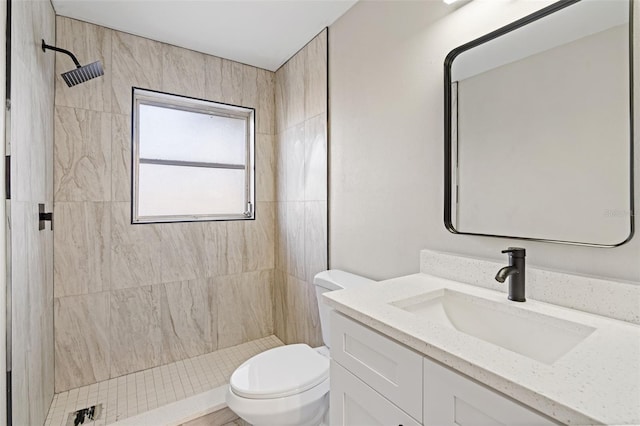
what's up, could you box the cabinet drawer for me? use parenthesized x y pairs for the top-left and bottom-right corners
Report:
(423, 357), (557, 426)
(331, 311), (423, 422)
(331, 361), (421, 426)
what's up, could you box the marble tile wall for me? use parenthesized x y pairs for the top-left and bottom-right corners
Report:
(10, 1), (56, 425)
(53, 17), (276, 392)
(273, 30), (328, 347)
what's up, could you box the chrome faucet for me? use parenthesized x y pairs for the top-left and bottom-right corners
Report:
(495, 247), (526, 302)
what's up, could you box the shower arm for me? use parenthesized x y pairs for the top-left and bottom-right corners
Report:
(41, 40), (82, 69)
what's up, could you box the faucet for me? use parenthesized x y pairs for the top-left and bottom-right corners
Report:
(495, 247), (526, 302)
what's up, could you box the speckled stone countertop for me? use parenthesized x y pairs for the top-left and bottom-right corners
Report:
(323, 273), (640, 425)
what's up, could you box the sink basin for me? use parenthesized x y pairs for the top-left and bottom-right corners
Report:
(390, 289), (595, 364)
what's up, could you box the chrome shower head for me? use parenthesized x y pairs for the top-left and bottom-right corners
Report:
(41, 40), (104, 87)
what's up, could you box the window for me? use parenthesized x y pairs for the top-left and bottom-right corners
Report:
(132, 88), (255, 223)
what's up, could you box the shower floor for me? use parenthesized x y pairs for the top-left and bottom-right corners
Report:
(44, 335), (283, 426)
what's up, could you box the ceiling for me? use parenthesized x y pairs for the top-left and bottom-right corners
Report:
(51, 0), (358, 71)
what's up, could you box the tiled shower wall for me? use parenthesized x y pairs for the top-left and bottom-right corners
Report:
(10, 0), (56, 424)
(53, 17), (276, 392)
(273, 30), (328, 346)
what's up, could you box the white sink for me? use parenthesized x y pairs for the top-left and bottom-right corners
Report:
(390, 289), (595, 364)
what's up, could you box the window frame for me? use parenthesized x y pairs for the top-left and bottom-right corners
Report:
(131, 87), (255, 224)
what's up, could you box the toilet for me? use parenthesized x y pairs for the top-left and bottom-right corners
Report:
(225, 270), (374, 426)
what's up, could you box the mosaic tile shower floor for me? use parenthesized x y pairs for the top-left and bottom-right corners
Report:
(44, 336), (283, 426)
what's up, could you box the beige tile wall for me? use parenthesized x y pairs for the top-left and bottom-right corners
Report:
(53, 17), (276, 392)
(273, 30), (328, 347)
(10, 1), (56, 424)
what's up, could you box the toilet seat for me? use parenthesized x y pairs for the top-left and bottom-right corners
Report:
(230, 344), (329, 399)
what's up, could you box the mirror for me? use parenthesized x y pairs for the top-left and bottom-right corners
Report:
(444, 0), (634, 247)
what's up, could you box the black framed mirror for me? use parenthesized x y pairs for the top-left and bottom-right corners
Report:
(444, 0), (634, 247)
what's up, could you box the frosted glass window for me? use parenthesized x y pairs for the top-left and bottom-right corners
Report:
(132, 88), (255, 223)
(138, 105), (246, 165)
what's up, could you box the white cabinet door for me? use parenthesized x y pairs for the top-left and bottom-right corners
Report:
(423, 357), (557, 426)
(331, 361), (421, 426)
(331, 311), (423, 421)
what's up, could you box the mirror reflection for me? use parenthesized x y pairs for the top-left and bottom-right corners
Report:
(445, 0), (633, 246)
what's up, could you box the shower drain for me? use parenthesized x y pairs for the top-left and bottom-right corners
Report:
(66, 404), (102, 426)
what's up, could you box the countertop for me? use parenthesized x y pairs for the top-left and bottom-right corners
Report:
(323, 273), (640, 425)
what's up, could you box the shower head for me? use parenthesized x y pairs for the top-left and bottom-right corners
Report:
(61, 61), (104, 87)
(41, 40), (104, 87)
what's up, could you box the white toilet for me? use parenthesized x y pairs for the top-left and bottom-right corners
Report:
(225, 270), (374, 426)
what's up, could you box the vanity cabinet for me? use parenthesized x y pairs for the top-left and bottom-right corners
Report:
(330, 311), (557, 426)
(331, 361), (421, 426)
(423, 356), (556, 425)
(330, 310), (423, 420)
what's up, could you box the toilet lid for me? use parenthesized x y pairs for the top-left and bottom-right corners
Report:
(230, 344), (329, 399)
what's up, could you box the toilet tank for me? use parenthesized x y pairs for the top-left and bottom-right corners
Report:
(313, 270), (375, 348)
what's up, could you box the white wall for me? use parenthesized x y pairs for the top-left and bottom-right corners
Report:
(329, 0), (640, 283)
